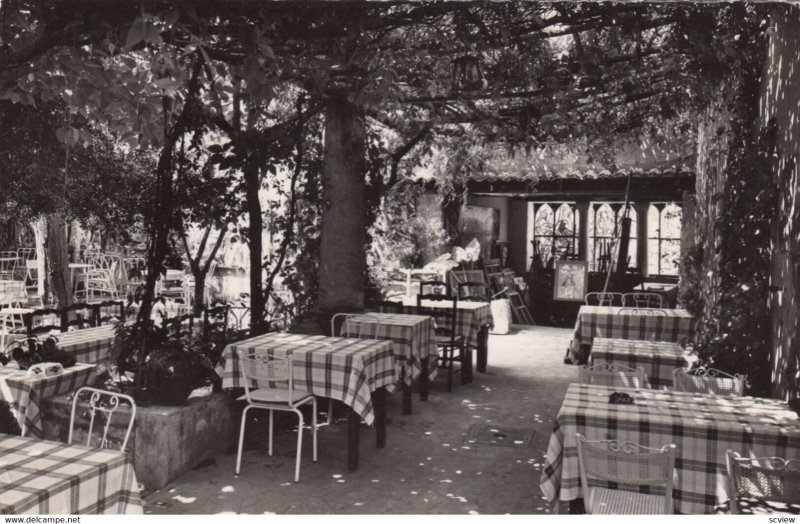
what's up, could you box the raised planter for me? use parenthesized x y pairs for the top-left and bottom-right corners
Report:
(41, 390), (236, 490)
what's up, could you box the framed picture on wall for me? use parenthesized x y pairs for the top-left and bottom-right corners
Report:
(553, 260), (588, 302)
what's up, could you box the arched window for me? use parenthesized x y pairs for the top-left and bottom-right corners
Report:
(531, 202), (579, 264)
(647, 203), (682, 276)
(588, 203), (637, 272)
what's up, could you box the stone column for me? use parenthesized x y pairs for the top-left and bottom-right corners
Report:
(634, 201), (650, 277)
(576, 200), (590, 261)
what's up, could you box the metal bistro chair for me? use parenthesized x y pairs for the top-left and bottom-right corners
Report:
(417, 292), (466, 392)
(419, 279), (451, 296)
(235, 352), (317, 483)
(578, 362), (647, 389)
(623, 293), (664, 309)
(69, 386), (137, 452)
(585, 292), (624, 307)
(726, 450), (800, 514)
(456, 281), (492, 302)
(577, 433), (676, 514)
(672, 367), (745, 396)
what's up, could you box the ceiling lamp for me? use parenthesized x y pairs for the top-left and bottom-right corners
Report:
(451, 51), (487, 92)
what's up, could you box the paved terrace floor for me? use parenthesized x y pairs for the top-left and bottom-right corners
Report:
(144, 325), (576, 515)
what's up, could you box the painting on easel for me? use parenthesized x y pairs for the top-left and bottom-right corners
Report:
(553, 260), (588, 302)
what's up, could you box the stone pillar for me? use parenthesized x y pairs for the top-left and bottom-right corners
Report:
(576, 200), (590, 261)
(634, 202), (650, 277)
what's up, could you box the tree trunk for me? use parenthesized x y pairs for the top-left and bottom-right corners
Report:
(193, 271), (206, 316)
(33, 218), (47, 300)
(442, 188), (465, 248)
(318, 97), (367, 313)
(45, 213), (73, 308)
(243, 162), (265, 333)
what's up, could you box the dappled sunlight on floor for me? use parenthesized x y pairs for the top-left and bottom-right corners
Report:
(143, 324), (575, 515)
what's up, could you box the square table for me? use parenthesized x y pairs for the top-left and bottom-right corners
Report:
(0, 435), (143, 514)
(217, 332), (396, 470)
(567, 306), (695, 364)
(344, 313), (437, 414)
(539, 383), (800, 514)
(51, 325), (117, 364)
(0, 363), (95, 438)
(589, 338), (696, 389)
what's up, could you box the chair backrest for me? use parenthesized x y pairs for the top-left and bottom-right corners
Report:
(585, 292), (624, 307)
(0, 281), (26, 306)
(69, 386), (136, 452)
(578, 362), (647, 388)
(672, 367), (745, 396)
(17, 248), (36, 260)
(23, 307), (63, 336)
(726, 450), (800, 513)
(457, 281), (492, 302)
(577, 433), (676, 514)
(61, 302), (98, 330)
(93, 300), (126, 326)
(417, 293), (458, 340)
(618, 308), (667, 317)
(238, 352), (293, 401)
(419, 279), (451, 296)
(623, 293), (664, 308)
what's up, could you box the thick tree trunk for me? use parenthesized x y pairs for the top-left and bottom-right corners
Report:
(243, 162), (265, 332)
(442, 189), (465, 248)
(193, 272), (206, 316)
(33, 218), (47, 300)
(318, 97), (367, 313)
(45, 213), (73, 308)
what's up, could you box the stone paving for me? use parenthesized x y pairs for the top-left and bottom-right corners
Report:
(143, 325), (576, 515)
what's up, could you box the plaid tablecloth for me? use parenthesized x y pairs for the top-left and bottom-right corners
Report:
(392, 297), (493, 349)
(50, 325), (117, 364)
(589, 338), (696, 389)
(539, 383), (800, 514)
(344, 313), (437, 386)
(0, 435), (143, 514)
(567, 306), (695, 364)
(217, 332), (396, 426)
(0, 363), (95, 438)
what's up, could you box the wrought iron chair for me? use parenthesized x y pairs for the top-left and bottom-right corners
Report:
(618, 308), (667, 317)
(69, 386), (137, 452)
(418, 279), (451, 296)
(577, 433), (676, 514)
(235, 352), (317, 483)
(578, 362), (647, 389)
(585, 292), (624, 307)
(623, 293), (664, 308)
(726, 450), (800, 514)
(417, 292), (465, 392)
(0, 251), (18, 280)
(457, 281), (492, 302)
(672, 367), (745, 396)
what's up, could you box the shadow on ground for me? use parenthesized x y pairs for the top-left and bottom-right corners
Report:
(144, 325), (576, 515)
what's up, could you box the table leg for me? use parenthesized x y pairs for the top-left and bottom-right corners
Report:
(477, 324), (489, 373)
(401, 368), (412, 415)
(419, 357), (429, 401)
(462, 347), (473, 384)
(373, 388), (386, 449)
(347, 409), (360, 471)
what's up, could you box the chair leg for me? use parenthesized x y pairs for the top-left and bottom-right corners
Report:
(268, 409), (274, 456)
(312, 398), (318, 463)
(235, 405), (250, 475)
(447, 346), (454, 392)
(294, 410), (304, 483)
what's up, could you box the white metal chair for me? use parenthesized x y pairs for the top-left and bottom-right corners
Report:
(86, 255), (121, 300)
(236, 352), (317, 483)
(623, 293), (664, 308)
(69, 386), (137, 452)
(618, 308), (667, 317)
(672, 367), (745, 396)
(726, 450), (800, 514)
(585, 292), (624, 307)
(577, 433), (676, 514)
(579, 363), (647, 389)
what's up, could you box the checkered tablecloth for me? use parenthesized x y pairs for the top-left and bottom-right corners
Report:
(539, 383), (800, 514)
(49, 325), (117, 364)
(567, 306), (695, 364)
(0, 363), (95, 438)
(217, 332), (396, 426)
(393, 297), (493, 349)
(344, 313), (437, 386)
(589, 338), (696, 389)
(0, 435), (143, 514)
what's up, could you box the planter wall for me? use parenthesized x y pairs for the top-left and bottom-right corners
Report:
(42, 391), (236, 490)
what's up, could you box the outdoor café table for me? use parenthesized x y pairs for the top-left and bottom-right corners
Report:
(390, 296), (494, 375)
(0, 363), (95, 438)
(588, 338), (696, 389)
(217, 332), (396, 471)
(0, 434), (143, 514)
(539, 383), (800, 514)
(566, 306), (694, 364)
(344, 313), (437, 414)
(50, 324), (117, 364)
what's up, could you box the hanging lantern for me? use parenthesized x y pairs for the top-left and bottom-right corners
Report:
(451, 54), (486, 92)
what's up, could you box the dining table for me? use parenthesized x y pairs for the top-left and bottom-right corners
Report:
(539, 383), (800, 514)
(0, 362), (96, 438)
(50, 324), (118, 364)
(567, 305), (695, 364)
(0, 434), (143, 514)
(344, 312), (437, 414)
(588, 338), (697, 389)
(217, 332), (396, 471)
